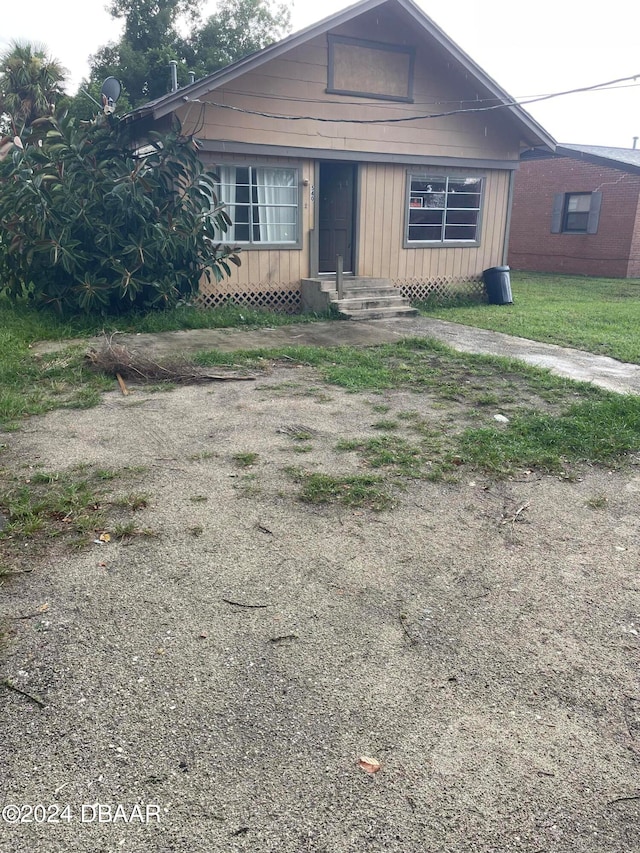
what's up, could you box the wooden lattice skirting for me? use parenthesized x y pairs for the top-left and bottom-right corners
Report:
(196, 276), (485, 313)
(396, 276), (485, 302)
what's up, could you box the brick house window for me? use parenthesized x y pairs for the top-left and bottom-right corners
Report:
(551, 191), (602, 235)
(405, 174), (483, 245)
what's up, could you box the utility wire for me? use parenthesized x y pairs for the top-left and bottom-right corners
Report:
(187, 73), (640, 125)
(219, 80), (640, 109)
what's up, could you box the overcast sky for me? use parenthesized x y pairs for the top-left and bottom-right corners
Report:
(2, 0), (639, 148)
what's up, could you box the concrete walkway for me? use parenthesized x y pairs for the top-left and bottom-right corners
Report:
(40, 316), (640, 395)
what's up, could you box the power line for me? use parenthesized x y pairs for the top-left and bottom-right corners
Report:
(219, 81), (640, 110)
(186, 73), (640, 125)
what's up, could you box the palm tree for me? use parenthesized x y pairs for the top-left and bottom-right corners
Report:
(0, 41), (67, 136)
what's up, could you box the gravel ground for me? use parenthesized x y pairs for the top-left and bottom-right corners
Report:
(1, 372), (640, 853)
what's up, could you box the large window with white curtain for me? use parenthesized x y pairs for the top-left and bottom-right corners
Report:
(215, 166), (299, 245)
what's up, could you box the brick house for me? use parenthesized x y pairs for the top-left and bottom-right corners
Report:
(508, 145), (640, 278)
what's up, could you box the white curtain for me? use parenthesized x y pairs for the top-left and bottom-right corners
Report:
(215, 166), (237, 242)
(255, 168), (296, 243)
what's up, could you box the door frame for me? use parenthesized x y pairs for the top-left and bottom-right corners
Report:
(310, 160), (360, 278)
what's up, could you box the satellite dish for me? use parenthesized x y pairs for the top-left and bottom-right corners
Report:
(101, 77), (121, 114)
(101, 77), (121, 104)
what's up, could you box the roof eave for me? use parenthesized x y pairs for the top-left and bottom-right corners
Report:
(555, 145), (640, 175)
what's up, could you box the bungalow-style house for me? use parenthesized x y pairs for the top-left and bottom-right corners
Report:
(509, 144), (640, 279)
(125, 0), (554, 314)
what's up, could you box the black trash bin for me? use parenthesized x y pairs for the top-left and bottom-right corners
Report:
(483, 265), (513, 305)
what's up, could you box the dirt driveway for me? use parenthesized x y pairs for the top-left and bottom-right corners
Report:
(1, 363), (640, 852)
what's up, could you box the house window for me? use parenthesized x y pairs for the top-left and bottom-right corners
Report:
(327, 35), (415, 102)
(406, 175), (483, 245)
(563, 193), (592, 232)
(551, 191), (602, 235)
(215, 166), (299, 245)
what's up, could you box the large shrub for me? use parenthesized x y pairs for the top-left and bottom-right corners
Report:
(0, 112), (239, 314)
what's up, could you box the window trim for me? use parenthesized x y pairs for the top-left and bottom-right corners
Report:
(327, 35), (415, 103)
(403, 172), (484, 248)
(213, 163), (303, 250)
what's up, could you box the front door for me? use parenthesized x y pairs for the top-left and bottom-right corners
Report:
(318, 162), (355, 273)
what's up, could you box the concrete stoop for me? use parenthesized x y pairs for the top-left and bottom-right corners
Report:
(300, 277), (418, 320)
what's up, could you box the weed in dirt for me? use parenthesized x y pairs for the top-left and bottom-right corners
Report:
(112, 522), (157, 540)
(370, 403), (391, 414)
(0, 464), (150, 564)
(371, 420), (399, 431)
(189, 525), (204, 537)
(190, 495), (208, 503)
(474, 392), (501, 407)
(291, 444), (313, 454)
(188, 451), (218, 462)
(586, 493), (609, 509)
(289, 468), (392, 511)
(95, 469), (120, 481)
(112, 492), (149, 511)
(232, 452), (259, 467)
(234, 473), (261, 496)
(123, 465), (148, 475)
(0, 472), (105, 544)
(337, 435), (427, 478)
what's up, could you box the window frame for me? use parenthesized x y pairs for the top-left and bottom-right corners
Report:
(213, 164), (303, 250)
(403, 172), (484, 248)
(551, 190), (602, 235)
(327, 35), (415, 103)
(563, 192), (592, 233)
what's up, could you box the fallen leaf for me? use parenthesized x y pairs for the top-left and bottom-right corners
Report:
(357, 756), (381, 775)
(37, 603), (50, 614)
(99, 532), (111, 542)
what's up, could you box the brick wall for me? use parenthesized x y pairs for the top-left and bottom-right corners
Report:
(508, 156), (640, 278)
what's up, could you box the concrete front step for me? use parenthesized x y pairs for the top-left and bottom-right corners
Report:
(338, 306), (419, 321)
(300, 276), (416, 319)
(331, 286), (398, 299)
(333, 295), (410, 311)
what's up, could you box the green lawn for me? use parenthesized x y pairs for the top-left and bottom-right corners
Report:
(419, 273), (640, 364)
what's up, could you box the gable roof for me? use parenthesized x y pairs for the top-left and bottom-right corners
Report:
(522, 143), (640, 175)
(125, 0), (554, 150)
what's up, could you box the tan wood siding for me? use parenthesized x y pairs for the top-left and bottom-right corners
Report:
(177, 11), (522, 163)
(356, 164), (510, 284)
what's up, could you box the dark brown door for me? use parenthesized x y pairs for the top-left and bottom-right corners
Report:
(318, 163), (355, 273)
